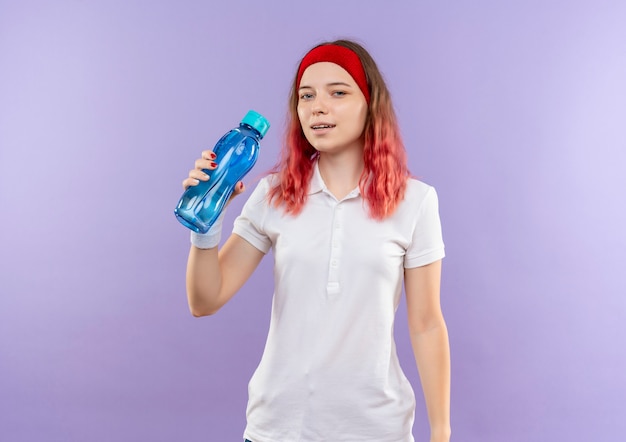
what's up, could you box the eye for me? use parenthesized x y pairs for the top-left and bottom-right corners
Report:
(332, 90), (347, 97)
(299, 92), (314, 101)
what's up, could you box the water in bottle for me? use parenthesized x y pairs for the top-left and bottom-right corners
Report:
(174, 110), (270, 233)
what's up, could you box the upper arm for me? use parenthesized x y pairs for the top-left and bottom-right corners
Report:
(217, 177), (271, 302)
(404, 260), (444, 334)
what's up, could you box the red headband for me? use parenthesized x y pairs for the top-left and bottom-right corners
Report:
(297, 44), (371, 104)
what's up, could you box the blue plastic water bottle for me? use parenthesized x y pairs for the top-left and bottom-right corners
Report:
(174, 110), (270, 233)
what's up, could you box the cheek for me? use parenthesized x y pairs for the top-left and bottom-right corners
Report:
(359, 102), (368, 122)
(352, 104), (368, 135)
(297, 104), (307, 124)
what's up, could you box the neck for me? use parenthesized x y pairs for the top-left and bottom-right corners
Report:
(317, 149), (364, 200)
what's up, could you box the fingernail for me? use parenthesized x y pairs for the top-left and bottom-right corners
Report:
(210, 162), (217, 168)
(239, 182), (244, 189)
(209, 152), (217, 159)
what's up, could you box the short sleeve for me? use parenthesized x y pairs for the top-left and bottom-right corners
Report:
(232, 177), (273, 254)
(404, 186), (445, 268)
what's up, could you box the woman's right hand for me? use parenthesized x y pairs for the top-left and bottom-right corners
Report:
(181, 150), (246, 197)
(182, 150), (218, 190)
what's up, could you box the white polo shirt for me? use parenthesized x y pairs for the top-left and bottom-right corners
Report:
(233, 162), (445, 442)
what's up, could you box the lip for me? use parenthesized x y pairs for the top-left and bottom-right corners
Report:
(310, 122), (336, 133)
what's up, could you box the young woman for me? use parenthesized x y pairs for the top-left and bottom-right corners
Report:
(182, 39), (451, 442)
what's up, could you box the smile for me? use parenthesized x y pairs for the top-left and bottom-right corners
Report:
(311, 124), (336, 130)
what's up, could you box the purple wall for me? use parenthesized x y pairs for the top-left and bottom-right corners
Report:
(1, 1), (625, 441)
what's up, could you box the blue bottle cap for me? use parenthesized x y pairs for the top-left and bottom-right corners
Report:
(241, 110), (270, 139)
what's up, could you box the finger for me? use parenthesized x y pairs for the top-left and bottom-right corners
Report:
(234, 181), (245, 195)
(201, 150), (217, 160)
(182, 167), (212, 189)
(194, 158), (218, 171)
(182, 177), (200, 190)
(229, 181), (245, 201)
(189, 169), (210, 181)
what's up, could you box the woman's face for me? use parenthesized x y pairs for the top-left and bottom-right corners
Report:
(297, 62), (368, 156)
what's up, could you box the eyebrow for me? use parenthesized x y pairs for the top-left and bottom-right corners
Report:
(298, 82), (354, 91)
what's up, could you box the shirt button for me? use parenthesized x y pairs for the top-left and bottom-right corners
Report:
(331, 260), (338, 267)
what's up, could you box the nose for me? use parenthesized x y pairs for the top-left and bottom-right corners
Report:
(311, 96), (328, 115)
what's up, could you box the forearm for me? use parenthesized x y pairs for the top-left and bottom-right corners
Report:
(410, 318), (451, 441)
(186, 245), (224, 316)
(186, 232), (265, 317)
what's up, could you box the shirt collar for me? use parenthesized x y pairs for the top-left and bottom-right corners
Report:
(308, 160), (325, 195)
